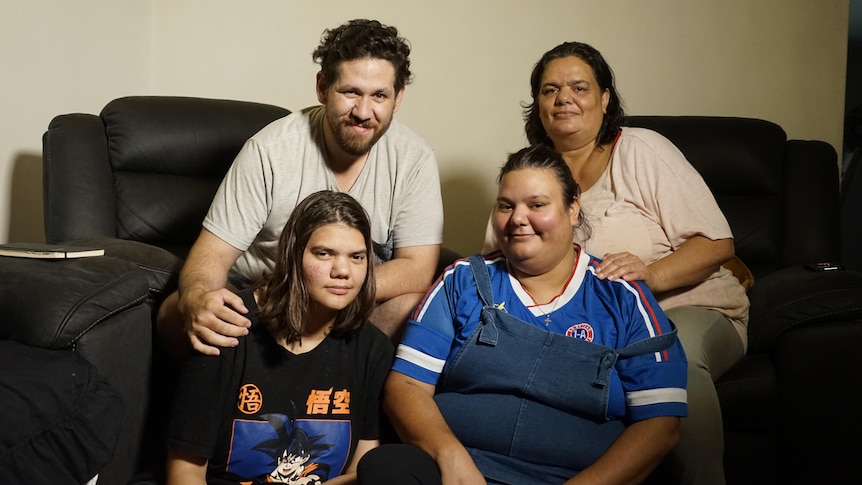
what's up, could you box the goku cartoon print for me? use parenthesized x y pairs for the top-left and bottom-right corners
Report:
(228, 408), (352, 484)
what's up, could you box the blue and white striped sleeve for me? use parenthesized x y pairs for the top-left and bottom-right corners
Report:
(391, 263), (462, 385)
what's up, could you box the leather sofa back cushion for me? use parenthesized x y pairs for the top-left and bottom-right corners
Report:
(100, 96), (290, 247)
(626, 117), (784, 264)
(625, 116), (839, 276)
(746, 265), (862, 352)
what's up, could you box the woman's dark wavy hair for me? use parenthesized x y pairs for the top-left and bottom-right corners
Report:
(312, 18), (412, 92)
(523, 41), (626, 147)
(498, 145), (592, 241)
(257, 190), (376, 343)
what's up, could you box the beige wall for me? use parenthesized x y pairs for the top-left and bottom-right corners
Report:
(0, 0), (850, 255)
(1, 0), (154, 244)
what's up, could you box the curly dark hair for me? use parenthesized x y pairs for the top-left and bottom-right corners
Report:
(312, 19), (412, 92)
(523, 41), (625, 147)
(257, 190), (376, 344)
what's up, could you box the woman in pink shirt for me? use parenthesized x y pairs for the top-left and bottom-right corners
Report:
(486, 41), (749, 485)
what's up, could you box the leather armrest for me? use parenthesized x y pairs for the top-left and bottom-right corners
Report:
(62, 238), (184, 302)
(782, 140), (841, 264)
(0, 256), (149, 349)
(747, 265), (862, 353)
(43, 113), (117, 243)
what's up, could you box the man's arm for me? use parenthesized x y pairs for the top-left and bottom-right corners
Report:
(374, 244), (440, 301)
(369, 244), (439, 339)
(157, 228), (249, 358)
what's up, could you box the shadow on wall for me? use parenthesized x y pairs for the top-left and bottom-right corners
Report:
(7, 152), (44, 243)
(440, 168), (494, 257)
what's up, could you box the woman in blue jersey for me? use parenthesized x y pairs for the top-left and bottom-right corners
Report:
(358, 145), (687, 485)
(166, 191), (394, 485)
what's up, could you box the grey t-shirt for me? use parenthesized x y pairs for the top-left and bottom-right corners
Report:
(204, 105), (444, 280)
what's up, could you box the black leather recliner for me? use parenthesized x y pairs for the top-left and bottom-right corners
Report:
(626, 116), (862, 485)
(4, 96), (292, 485)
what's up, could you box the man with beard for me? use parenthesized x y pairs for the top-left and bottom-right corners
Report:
(157, 19), (443, 357)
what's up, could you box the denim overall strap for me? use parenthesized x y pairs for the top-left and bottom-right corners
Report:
(468, 254), (494, 306)
(459, 254), (620, 407)
(435, 255), (629, 479)
(468, 254), (499, 345)
(616, 322), (678, 359)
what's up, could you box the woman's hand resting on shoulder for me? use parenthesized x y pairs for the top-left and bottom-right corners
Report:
(595, 252), (657, 288)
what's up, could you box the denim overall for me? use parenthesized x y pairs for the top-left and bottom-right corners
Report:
(433, 255), (677, 484)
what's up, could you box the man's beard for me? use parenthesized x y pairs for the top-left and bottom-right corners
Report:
(326, 111), (392, 156)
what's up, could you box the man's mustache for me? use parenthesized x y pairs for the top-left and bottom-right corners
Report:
(345, 117), (376, 129)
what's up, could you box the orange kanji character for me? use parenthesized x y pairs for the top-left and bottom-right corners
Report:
(332, 389), (351, 414)
(237, 384), (263, 414)
(306, 388), (333, 414)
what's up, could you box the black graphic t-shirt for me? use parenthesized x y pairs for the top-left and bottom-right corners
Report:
(167, 288), (394, 484)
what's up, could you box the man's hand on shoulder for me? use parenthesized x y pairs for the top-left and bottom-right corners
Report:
(179, 287), (250, 356)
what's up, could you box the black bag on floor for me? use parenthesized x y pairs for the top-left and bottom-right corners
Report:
(0, 340), (123, 485)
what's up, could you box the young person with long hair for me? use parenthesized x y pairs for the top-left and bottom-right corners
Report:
(166, 190), (394, 485)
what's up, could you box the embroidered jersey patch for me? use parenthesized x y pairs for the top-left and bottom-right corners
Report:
(566, 323), (595, 342)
